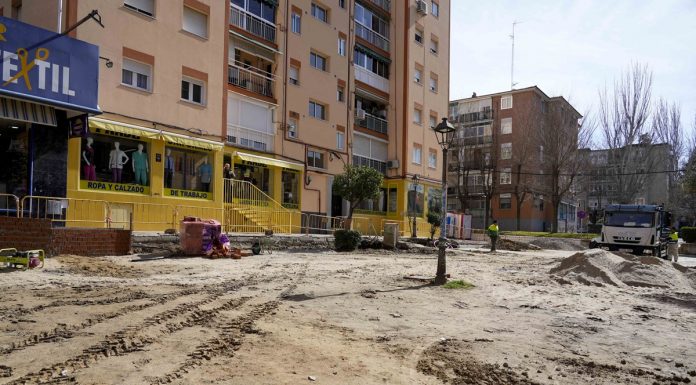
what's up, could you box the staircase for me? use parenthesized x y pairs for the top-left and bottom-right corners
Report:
(223, 179), (294, 233)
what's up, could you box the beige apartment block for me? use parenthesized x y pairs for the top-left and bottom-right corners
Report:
(3, 0), (450, 234)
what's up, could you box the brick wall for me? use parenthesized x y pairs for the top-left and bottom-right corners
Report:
(0, 217), (131, 256)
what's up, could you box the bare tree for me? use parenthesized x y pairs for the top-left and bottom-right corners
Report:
(597, 63), (655, 203)
(677, 116), (696, 225)
(537, 100), (594, 233)
(652, 99), (684, 210)
(510, 98), (541, 230)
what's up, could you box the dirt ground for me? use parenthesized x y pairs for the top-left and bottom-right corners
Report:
(1, 244), (695, 385)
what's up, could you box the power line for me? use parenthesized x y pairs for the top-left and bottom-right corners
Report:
(451, 168), (687, 177)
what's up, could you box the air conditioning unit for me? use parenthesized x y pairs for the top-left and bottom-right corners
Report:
(387, 159), (400, 169)
(416, 0), (428, 15)
(356, 109), (366, 119)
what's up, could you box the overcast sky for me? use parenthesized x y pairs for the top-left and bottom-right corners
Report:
(449, 0), (696, 143)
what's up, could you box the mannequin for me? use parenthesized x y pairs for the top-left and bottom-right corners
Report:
(132, 143), (149, 185)
(199, 157), (212, 192)
(164, 148), (174, 188)
(82, 137), (96, 181)
(109, 142), (129, 183)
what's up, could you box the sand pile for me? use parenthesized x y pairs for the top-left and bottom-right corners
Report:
(550, 249), (696, 291)
(529, 238), (585, 251)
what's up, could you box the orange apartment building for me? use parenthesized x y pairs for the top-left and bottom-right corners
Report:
(1, 0), (450, 234)
(448, 86), (580, 232)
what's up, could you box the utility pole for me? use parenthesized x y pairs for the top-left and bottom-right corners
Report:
(510, 21), (521, 90)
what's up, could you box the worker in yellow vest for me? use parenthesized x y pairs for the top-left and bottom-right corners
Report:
(488, 220), (499, 252)
(668, 227), (679, 263)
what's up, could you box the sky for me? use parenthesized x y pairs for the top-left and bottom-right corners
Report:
(449, 0), (696, 145)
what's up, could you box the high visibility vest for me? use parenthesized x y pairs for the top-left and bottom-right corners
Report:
(488, 224), (499, 236)
(670, 231), (679, 241)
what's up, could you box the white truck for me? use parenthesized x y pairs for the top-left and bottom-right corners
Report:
(589, 204), (672, 258)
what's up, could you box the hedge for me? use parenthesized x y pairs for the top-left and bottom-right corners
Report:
(682, 227), (696, 243)
(334, 229), (362, 251)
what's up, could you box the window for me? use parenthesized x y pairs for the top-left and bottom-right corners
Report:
(124, 0), (155, 17)
(164, 146), (213, 193)
(499, 193), (512, 209)
(338, 36), (346, 56)
(81, 133), (151, 189)
(501, 95), (513, 109)
(310, 52), (327, 71)
(337, 131), (345, 150)
(501, 118), (512, 134)
(288, 117), (298, 138)
(309, 101), (326, 120)
(289, 65), (299, 85)
(415, 28), (424, 44)
(354, 48), (390, 79)
(501, 142), (512, 159)
(431, 1), (439, 17)
(429, 115), (437, 129)
(354, 3), (389, 38)
(412, 145), (422, 164)
(122, 58), (152, 92)
(337, 85), (345, 102)
(311, 3), (328, 22)
(428, 150), (437, 168)
(413, 108), (422, 125)
(339, 0), (345, 8)
(500, 168), (512, 184)
(430, 38), (438, 54)
(183, 6), (207, 38)
(291, 10), (301, 33)
(181, 77), (205, 105)
(429, 75), (438, 93)
(414, 68), (422, 84)
(307, 149), (325, 168)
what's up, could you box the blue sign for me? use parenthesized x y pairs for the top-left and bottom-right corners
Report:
(0, 16), (99, 114)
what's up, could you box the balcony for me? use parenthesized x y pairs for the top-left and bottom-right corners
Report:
(355, 66), (389, 93)
(366, 0), (391, 13)
(454, 110), (493, 124)
(230, 6), (276, 43)
(356, 112), (388, 135)
(228, 62), (275, 99)
(227, 124), (274, 153)
(354, 21), (390, 52)
(353, 155), (387, 174)
(453, 136), (493, 146)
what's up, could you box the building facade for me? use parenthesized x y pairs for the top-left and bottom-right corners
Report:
(448, 86), (580, 232)
(1, 0), (450, 234)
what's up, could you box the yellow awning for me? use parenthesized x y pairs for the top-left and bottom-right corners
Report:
(89, 118), (160, 139)
(161, 132), (223, 151)
(235, 151), (304, 171)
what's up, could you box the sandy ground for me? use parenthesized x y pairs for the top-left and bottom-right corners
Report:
(1, 245), (695, 385)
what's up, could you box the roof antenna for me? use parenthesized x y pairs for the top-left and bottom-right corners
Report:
(510, 20), (522, 90)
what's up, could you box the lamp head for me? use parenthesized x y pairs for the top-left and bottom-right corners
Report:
(433, 118), (455, 147)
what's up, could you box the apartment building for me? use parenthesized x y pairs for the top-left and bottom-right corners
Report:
(448, 86), (581, 232)
(2, 0), (450, 233)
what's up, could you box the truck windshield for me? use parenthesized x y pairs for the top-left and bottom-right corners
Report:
(605, 212), (654, 228)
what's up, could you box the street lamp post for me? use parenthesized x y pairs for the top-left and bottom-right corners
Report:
(410, 174), (420, 238)
(433, 117), (456, 285)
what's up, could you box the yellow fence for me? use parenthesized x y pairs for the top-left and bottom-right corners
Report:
(21, 196), (110, 228)
(223, 179), (295, 234)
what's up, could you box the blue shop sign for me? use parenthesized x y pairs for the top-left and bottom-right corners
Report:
(0, 16), (99, 114)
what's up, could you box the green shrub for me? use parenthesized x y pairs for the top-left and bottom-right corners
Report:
(682, 227), (696, 243)
(334, 229), (362, 251)
(442, 280), (475, 289)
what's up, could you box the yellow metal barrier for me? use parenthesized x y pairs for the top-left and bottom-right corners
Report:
(223, 179), (295, 234)
(21, 195), (110, 228)
(301, 213), (347, 234)
(0, 194), (20, 218)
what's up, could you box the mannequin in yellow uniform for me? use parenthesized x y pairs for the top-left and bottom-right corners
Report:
(668, 227), (679, 263)
(488, 220), (499, 252)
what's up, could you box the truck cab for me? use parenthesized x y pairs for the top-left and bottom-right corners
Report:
(590, 204), (671, 258)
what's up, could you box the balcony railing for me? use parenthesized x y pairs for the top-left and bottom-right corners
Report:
(228, 62), (275, 98)
(354, 21), (390, 52)
(353, 155), (387, 174)
(367, 0), (391, 13)
(354, 66), (389, 93)
(453, 136), (493, 146)
(454, 110), (493, 124)
(356, 112), (388, 135)
(226, 124), (274, 153)
(230, 6), (276, 43)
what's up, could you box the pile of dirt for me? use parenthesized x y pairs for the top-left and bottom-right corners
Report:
(417, 339), (539, 384)
(54, 255), (144, 279)
(550, 249), (696, 291)
(528, 238), (586, 251)
(498, 238), (541, 251)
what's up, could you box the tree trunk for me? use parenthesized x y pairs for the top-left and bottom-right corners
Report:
(344, 206), (354, 230)
(551, 198), (560, 233)
(515, 196), (522, 231)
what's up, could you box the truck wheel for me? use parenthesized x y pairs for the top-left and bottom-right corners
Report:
(608, 245), (618, 251)
(589, 240), (598, 249)
(632, 247), (644, 255)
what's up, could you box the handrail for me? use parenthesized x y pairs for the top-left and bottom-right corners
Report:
(0, 193), (20, 218)
(228, 64), (275, 98)
(230, 5), (276, 42)
(225, 179), (292, 214)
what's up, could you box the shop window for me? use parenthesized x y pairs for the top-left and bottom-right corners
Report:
(388, 186), (397, 213)
(233, 162), (272, 195)
(164, 146), (213, 193)
(80, 132), (150, 189)
(282, 169), (300, 209)
(427, 187), (442, 214)
(407, 183), (424, 217)
(357, 187), (387, 213)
